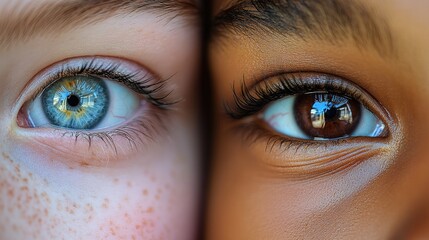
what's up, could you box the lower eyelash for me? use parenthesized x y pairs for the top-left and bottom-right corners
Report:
(56, 107), (167, 155)
(230, 121), (344, 153)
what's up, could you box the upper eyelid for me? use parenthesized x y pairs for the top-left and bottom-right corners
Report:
(13, 56), (177, 116)
(29, 56), (159, 97)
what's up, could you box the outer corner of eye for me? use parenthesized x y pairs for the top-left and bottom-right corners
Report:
(17, 74), (140, 131)
(262, 93), (388, 141)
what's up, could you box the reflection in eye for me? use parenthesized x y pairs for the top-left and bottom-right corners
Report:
(263, 92), (386, 140)
(28, 75), (138, 130)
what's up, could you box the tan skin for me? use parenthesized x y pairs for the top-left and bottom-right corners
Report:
(208, 0), (429, 239)
(0, 0), (200, 239)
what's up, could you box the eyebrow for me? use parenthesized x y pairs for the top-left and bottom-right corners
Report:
(213, 0), (395, 57)
(0, 0), (198, 49)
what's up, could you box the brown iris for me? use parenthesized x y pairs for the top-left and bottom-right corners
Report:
(294, 93), (361, 139)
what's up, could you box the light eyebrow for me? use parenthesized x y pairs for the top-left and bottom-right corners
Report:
(0, 0), (198, 49)
(213, 0), (395, 57)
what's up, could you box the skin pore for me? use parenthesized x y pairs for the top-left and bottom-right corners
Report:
(0, 0), (200, 239)
(208, 0), (429, 239)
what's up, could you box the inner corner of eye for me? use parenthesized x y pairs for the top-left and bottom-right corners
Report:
(262, 93), (387, 141)
(19, 75), (141, 131)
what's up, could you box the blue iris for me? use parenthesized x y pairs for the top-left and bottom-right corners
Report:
(41, 76), (109, 129)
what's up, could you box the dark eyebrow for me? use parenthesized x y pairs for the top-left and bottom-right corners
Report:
(0, 0), (198, 49)
(213, 0), (395, 57)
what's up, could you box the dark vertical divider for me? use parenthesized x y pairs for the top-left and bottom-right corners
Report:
(197, 0), (212, 239)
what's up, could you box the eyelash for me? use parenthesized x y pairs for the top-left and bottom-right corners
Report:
(226, 72), (382, 120)
(32, 59), (178, 108)
(21, 58), (178, 153)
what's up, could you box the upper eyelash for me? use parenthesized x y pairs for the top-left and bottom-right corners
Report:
(226, 73), (375, 119)
(32, 58), (180, 108)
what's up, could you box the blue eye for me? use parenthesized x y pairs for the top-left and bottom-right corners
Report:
(263, 92), (386, 140)
(41, 76), (109, 129)
(27, 74), (140, 130)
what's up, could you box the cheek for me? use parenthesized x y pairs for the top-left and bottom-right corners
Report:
(0, 142), (198, 240)
(209, 128), (406, 239)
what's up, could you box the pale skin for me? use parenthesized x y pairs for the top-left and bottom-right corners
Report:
(0, 0), (200, 239)
(208, 0), (429, 239)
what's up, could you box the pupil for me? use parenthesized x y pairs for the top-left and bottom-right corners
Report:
(67, 94), (80, 107)
(324, 106), (338, 120)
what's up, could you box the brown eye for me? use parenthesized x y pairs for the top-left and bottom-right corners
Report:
(294, 93), (361, 139)
(263, 91), (386, 140)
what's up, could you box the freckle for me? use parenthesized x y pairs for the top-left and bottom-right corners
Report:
(79, 162), (90, 167)
(147, 207), (154, 213)
(113, 178), (119, 183)
(127, 181), (132, 187)
(41, 192), (51, 204)
(2, 152), (12, 161)
(85, 203), (94, 212)
(14, 165), (21, 173)
(7, 188), (14, 197)
(142, 189), (148, 196)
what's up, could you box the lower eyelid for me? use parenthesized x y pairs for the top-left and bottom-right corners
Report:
(230, 122), (390, 179)
(13, 106), (167, 167)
